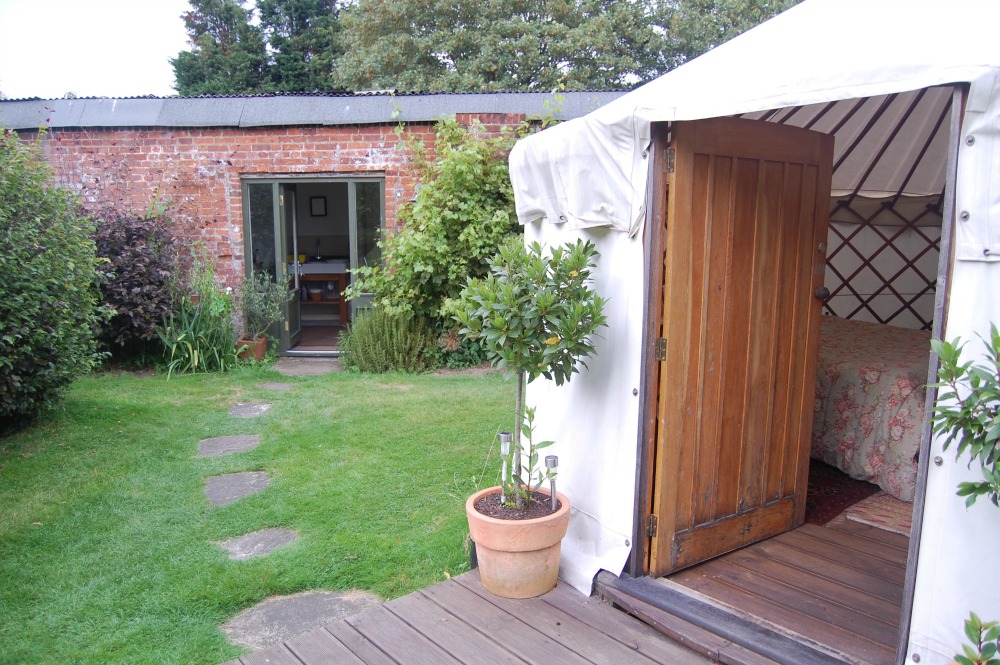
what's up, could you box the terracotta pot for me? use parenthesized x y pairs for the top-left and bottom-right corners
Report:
(466, 485), (570, 599)
(237, 336), (267, 361)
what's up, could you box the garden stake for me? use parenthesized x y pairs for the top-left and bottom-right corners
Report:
(546, 455), (558, 511)
(499, 431), (512, 504)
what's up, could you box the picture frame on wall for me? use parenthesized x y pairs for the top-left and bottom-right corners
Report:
(310, 196), (327, 216)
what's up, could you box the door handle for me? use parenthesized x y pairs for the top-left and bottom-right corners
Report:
(814, 287), (830, 301)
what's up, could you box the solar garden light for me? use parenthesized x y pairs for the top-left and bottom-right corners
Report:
(545, 455), (559, 511)
(499, 431), (513, 504)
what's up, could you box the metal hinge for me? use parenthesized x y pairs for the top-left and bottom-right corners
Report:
(647, 514), (658, 538)
(655, 338), (667, 361)
(664, 148), (675, 174)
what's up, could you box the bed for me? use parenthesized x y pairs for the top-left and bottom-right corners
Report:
(811, 316), (931, 502)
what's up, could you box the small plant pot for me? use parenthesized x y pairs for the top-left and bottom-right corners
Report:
(237, 336), (267, 361)
(466, 486), (570, 599)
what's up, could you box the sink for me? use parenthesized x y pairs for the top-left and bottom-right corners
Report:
(298, 260), (348, 274)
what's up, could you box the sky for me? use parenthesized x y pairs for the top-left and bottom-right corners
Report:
(0, 0), (192, 100)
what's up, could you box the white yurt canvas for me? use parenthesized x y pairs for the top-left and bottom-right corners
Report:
(509, 1), (1000, 663)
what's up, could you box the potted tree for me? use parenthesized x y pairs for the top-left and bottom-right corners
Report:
(453, 236), (607, 598)
(236, 271), (286, 361)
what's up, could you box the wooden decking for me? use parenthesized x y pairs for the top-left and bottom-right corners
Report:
(599, 520), (908, 665)
(224, 570), (712, 664)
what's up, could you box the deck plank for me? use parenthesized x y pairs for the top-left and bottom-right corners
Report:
(825, 518), (910, 550)
(346, 605), (464, 664)
(672, 560), (895, 665)
(778, 526), (906, 584)
(386, 589), (529, 664)
(239, 644), (303, 665)
(322, 622), (397, 665)
(422, 575), (593, 664)
(284, 626), (366, 665)
(540, 582), (715, 664)
(454, 574), (665, 665)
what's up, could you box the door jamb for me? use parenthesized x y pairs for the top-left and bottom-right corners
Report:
(629, 122), (672, 577)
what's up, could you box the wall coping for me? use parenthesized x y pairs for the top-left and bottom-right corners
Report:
(0, 91), (625, 131)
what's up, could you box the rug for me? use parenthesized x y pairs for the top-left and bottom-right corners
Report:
(843, 491), (913, 536)
(805, 461), (882, 525)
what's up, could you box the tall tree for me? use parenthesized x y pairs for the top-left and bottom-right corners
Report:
(334, 0), (674, 93)
(665, 0), (800, 68)
(257, 0), (343, 92)
(172, 0), (271, 95)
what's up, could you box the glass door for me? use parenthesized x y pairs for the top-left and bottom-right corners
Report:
(348, 180), (384, 318)
(279, 184), (302, 348)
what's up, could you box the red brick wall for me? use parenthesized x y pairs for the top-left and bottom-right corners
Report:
(23, 115), (524, 288)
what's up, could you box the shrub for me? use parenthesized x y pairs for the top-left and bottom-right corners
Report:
(345, 117), (529, 321)
(92, 209), (179, 359)
(0, 128), (105, 423)
(236, 270), (286, 340)
(340, 308), (434, 373)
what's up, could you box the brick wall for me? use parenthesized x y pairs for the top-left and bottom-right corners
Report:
(23, 114), (524, 288)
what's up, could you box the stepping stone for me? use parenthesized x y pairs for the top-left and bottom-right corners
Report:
(273, 358), (342, 376)
(222, 589), (382, 650)
(205, 471), (270, 506)
(229, 402), (271, 418)
(216, 528), (299, 560)
(196, 435), (260, 458)
(259, 382), (293, 391)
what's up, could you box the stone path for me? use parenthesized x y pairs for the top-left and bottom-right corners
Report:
(228, 402), (272, 418)
(273, 357), (342, 376)
(216, 528), (299, 561)
(191, 384), (378, 654)
(205, 471), (271, 506)
(197, 435), (261, 458)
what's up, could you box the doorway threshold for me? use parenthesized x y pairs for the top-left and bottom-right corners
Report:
(283, 349), (342, 357)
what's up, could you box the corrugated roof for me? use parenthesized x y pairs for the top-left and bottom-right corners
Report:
(0, 91), (626, 130)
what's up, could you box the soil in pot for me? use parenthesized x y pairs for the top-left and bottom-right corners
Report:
(473, 490), (562, 520)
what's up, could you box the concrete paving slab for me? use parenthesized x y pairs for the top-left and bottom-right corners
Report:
(228, 402), (272, 418)
(273, 358), (342, 376)
(216, 528), (299, 560)
(196, 435), (261, 458)
(205, 471), (270, 506)
(259, 382), (293, 391)
(222, 589), (382, 650)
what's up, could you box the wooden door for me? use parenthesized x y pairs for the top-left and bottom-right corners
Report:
(648, 117), (834, 577)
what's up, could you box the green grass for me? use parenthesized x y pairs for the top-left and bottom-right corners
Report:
(0, 365), (512, 664)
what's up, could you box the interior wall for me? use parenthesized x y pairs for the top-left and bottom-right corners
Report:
(293, 182), (350, 259)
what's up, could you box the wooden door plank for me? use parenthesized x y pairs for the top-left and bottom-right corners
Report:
(454, 574), (663, 665)
(672, 498), (794, 570)
(285, 627), (366, 665)
(746, 537), (904, 604)
(541, 582), (714, 664)
(694, 154), (735, 525)
(322, 622), (397, 665)
(674, 559), (897, 662)
(346, 605), (463, 665)
(386, 589), (529, 664)
(700, 546), (902, 624)
(716, 156), (760, 518)
(421, 575), (592, 664)
(765, 163), (804, 502)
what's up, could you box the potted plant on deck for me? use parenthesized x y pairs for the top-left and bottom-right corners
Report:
(236, 271), (286, 361)
(453, 236), (607, 598)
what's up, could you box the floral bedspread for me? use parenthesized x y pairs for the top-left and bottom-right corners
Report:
(811, 316), (930, 502)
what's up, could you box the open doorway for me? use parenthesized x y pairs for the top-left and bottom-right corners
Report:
(242, 177), (383, 355)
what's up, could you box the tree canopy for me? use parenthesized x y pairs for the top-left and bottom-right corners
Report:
(172, 0), (798, 95)
(172, 0), (342, 95)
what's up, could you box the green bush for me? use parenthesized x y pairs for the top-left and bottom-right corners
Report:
(0, 128), (105, 423)
(340, 308), (434, 373)
(92, 209), (179, 359)
(345, 117), (529, 321)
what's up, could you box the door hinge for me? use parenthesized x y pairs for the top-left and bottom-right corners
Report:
(655, 337), (667, 362)
(664, 148), (675, 174)
(647, 514), (658, 538)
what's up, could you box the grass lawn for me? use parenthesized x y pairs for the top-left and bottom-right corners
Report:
(0, 364), (512, 664)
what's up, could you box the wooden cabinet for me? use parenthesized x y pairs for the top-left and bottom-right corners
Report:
(299, 273), (349, 324)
